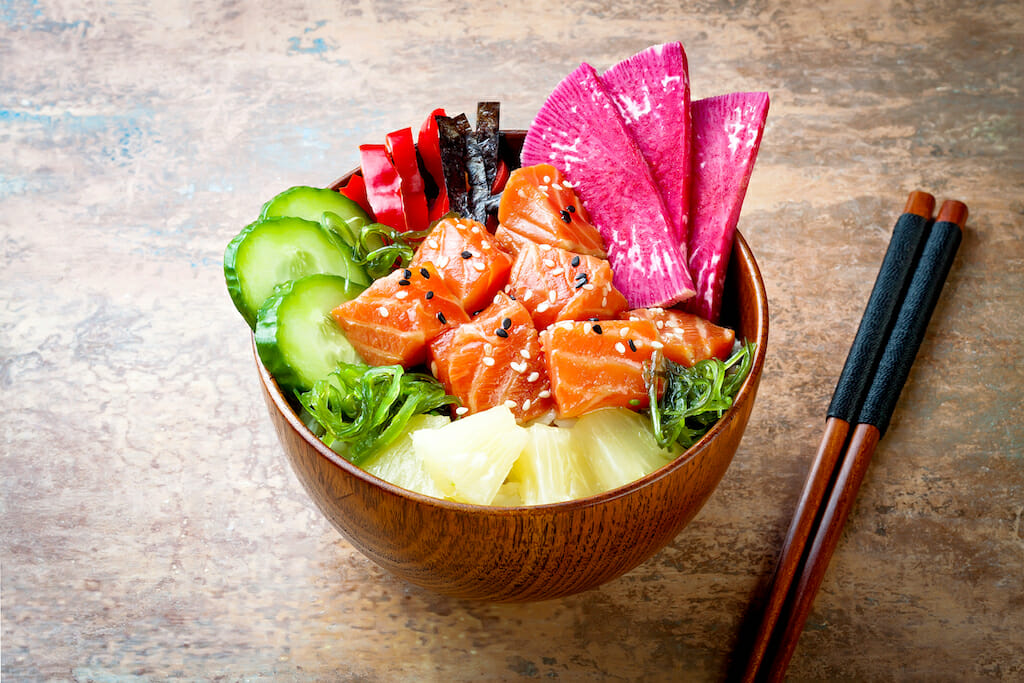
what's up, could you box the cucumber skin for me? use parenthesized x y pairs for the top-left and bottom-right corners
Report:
(223, 216), (369, 329)
(254, 274), (365, 393)
(260, 186), (373, 239)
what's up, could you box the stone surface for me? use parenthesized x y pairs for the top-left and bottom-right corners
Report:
(2, 0), (1022, 680)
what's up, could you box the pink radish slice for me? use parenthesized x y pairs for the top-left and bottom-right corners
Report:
(521, 62), (697, 308)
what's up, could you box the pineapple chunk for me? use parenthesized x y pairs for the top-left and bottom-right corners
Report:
(361, 414), (450, 499)
(412, 406), (528, 505)
(491, 481), (525, 507)
(509, 423), (596, 505)
(571, 408), (682, 494)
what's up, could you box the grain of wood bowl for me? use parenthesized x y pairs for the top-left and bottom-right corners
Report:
(253, 130), (769, 602)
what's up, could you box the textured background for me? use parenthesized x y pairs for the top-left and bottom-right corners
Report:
(2, 0), (1022, 680)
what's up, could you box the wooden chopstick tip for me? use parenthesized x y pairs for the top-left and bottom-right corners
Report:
(904, 191), (936, 219)
(937, 200), (968, 228)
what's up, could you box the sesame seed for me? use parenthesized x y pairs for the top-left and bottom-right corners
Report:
(378, 306), (390, 318)
(504, 399), (518, 409)
(571, 255), (581, 267)
(403, 269), (413, 279)
(601, 296), (607, 307)
(536, 301), (550, 313)
(560, 210), (572, 223)
(472, 261), (486, 272)
(567, 205), (576, 213)
(425, 290), (434, 300)
(502, 317), (512, 330)
(656, 320), (664, 329)
(550, 267), (564, 276)
(538, 185), (548, 192)
(652, 341), (665, 349)
(510, 361), (527, 373)
(538, 244), (552, 252)
(456, 406), (469, 415)
(471, 226), (480, 234)
(543, 175), (551, 183)
(436, 312), (447, 324)
(582, 283), (595, 290)
(538, 390), (551, 399)
(519, 348), (531, 359)
(482, 357), (495, 366)
(522, 399), (532, 411)
(495, 328), (509, 338)
(398, 279), (411, 286)
(628, 339), (637, 352)
(430, 361), (438, 375)
(619, 328), (629, 338)
(419, 267), (430, 278)
(542, 258), (556, 268)
(461, 250), (472, 259)
(481, 242), (491, 250)
(592, 324), (603, 334)
(629, 315), (640, 321)
(548, 290), (557, 303)
(522, 290), (533, 301)
(484, 343), (494, 355)
(615, 342), (626, 354)
(428, 239), (439, 250)
(395, 290), (408, 300)
(527, 371), (540, 382)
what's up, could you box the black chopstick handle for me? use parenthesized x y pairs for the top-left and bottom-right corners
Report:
(857, 216), (963, 434)
(827, 204), (933, 423)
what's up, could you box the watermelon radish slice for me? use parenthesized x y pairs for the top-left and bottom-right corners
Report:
(685, 92), (770, 322)
(521, 63), (697, 309)
(600, 42), (692, 243)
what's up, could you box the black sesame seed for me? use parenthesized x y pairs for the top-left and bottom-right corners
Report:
(425, 290), (435, 300)
(571, 255), (581, 267)
(574, 272), (588, 281)
(436, 312), (447, 324)
(592, 324), (603, 335)
(567, 205), (576, 213)
(502, 317), (512, 330)
(460, 250), (472, 259)
(628, 339), (637, 352)
(588, 317), (600, 321)
(398, 279), (411, 286)
(419, 267), (430, 279)
(403, 269), (413, 279)
(559, 210), (572, 223)
(495, 328), (509, 338)
(508, 292), (516, 300)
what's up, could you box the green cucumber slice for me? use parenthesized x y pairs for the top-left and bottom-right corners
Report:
(224, 216), (369, 328)
(260, 186), (373, 242)
(255, 274), (365, 392)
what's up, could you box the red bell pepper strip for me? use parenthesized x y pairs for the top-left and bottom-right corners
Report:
(418, 108), (450, 222)
(359, 144), (405, 232)
(385, 127), (429, 232)
(338, 172), (374, 218)
(491, 158), (510, 195)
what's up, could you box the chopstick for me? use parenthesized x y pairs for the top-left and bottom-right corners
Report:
(739, 193), (967, 682)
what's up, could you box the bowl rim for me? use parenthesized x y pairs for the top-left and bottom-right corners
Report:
(254, 226), (769, 515)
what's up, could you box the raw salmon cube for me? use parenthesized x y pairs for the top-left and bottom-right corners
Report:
(411, 215), (514, 314)
(506, 241), (628, 330)
(626, 308), (735, 367)
(331, 262), (469, 368)
(540, 319), (661, 418)
(429, 292), (554, 423)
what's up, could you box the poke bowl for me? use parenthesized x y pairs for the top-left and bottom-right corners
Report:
(254, 128), (768, 601)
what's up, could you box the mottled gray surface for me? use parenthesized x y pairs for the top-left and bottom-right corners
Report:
(2, 0), (1022, 680)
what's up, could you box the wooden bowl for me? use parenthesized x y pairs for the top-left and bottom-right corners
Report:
(254, 132), (769, 602)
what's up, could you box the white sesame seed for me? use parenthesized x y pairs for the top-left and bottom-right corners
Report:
(542, 258), (556, 268)
(522, 399), (532, 411)
(656, 320), (664, 329)
(484, 343), (494, 355)
(538, 185), (548, 192)
(601, 295), (607, 307)
(652, 341), (665, 349)
(615, 342), (627, 354)
(520, 348), (531, 359)
(527, 371), (540, 382)
(377, 306), (390, 318)
(494, 294), (502, 304)
(548, 290), (557, 303)
(394, 290), (408, 299)
(471, 226), (480, 234)
(472, 261), (486, 272)
(538, 390), (551, 399)
(456, 406), (469, 415)
(551, 182), (562, 190)
(482, 357), (495, 366)
(543, 175), (551, 183)
(510, 361), (527, 373)
(538, 244), (552, 252)
(522, 289), (533, 301)
(619, 328), (629, 338)
(481, 242), (491, 250)
(582, 283), (595, 290)
(428, 238), (439, 250)
(550, 267), (564, 276)
(629, 315), (640, 321)
(667, 319), (679, 328)
(504, 399), (518, 409)
(430, 361), (438, 376)
(536, 301), (550, 313)
(650, 307), (664, 313)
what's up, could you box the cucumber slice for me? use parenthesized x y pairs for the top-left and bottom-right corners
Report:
(255, 274), (365, 392)
(260, 186), (373, 242)
(224, 216), (369, 328)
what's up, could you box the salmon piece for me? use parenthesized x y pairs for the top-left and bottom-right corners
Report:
(497, 164), (607, 258)
(540, 319), (661, 418)
(626, 308), (735, 367)
(492, 225), (530, 257)
(429, 292), (554, 423)
(506, 241), (628, 330)
(411, 215), (514, 314)
(331, 262), (470, 367)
